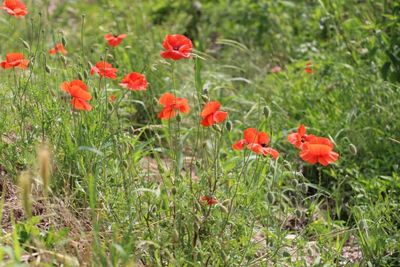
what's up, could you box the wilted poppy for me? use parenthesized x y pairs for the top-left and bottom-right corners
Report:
(271, 66), (282, 73)
(49, 43), (67, 55)
(1, 53), (29, 69)
(119, 72), (148, 91)
(90, 61), (117, 79)
(200, 101), (228, 127)
(233, 128), (279, 159)
(300, 137), (339, 166)
(2, 0), (28, 17)
(200, 196), (218, 206)
(158, 92), (190, 120)
(104, 33), (127, 47)
(160, 34), (193, 60)
(304, 61), (315, 74)
(61, 80), (92, 111)
(288, 124), (315, 149)
(109, 95), (116, 103)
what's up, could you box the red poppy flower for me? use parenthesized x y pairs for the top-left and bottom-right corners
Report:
(61, 80), (92, 111)
(304, 61), (315, 74)
(200, 196), (218, 206)
(119, 72), (148, 91)
(233, 128), (279, 159)
(104, 33), (127, 47)
(49, 43), (67, 55)
(160, 34), (193, 60)
(1, 53), (29, 69)
(300, 137), (339, 166)
(2, 0), (28, 17)
(271, 66), (282, 73)
(200, 101), (228, 127)
(158, 92), (190, 120)
(288, 124), (315, 149)
(90, 61), (117, 79)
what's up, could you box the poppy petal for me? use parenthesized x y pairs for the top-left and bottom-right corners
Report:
(201, 101), (221, 117)
(244, 128), (258, 144)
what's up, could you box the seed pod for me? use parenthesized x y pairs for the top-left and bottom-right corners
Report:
(19, 171), (32, 218)
(45, 64), (51, 74)
(37, 144), (52, 197)
(349, 143), (357, 155)
(263, 106), (271, 119)
(226, 120), (233, 132)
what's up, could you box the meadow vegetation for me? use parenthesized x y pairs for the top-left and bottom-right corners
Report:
(0, 0), (399, 266)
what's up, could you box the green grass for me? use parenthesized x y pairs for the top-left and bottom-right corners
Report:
(0, 0), (399, 266)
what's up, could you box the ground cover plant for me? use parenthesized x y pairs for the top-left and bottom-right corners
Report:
(0, 0), (399, 266)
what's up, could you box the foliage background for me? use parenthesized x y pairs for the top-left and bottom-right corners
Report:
(0, 0), (399, 266)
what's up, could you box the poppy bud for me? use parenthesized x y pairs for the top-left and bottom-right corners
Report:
(176, 113), (182, 123)
(201, 94), (209, 102)
(295, 209), (303, 218)
(266, 192), (275, 204)
(222, 199), (231, 207)
(195, 161), (201, 168)
(61, 36), (67, 47)
(359, 219), (368, 231)
(301, 183), (308, 193)
(225, 120), (233, 132)
(172, 229), (179, 243)
(291, 179), (298, 188)
(19, 171), (32, 218)
(100, 56), (104, 61)
(282, 251), (290, 258)
(107, 54), (113, 60)
(212, 124), (221, 132)
(22, 40), (30, 51)
(171, 187), (177, 195)
(78, 72), (84, 80)
(38, 11), (42, 16)
(84, 70), (89, 79)
(202, 88), (208, 95)
(61, 55), (67, 65)
(45, 64), (51, 74)
(263, 106), (271, 119)
(349, 144), (357, 155)
(219, 205), (228, 213)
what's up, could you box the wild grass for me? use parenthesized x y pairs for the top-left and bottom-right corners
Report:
(0, 0), (399, 266)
